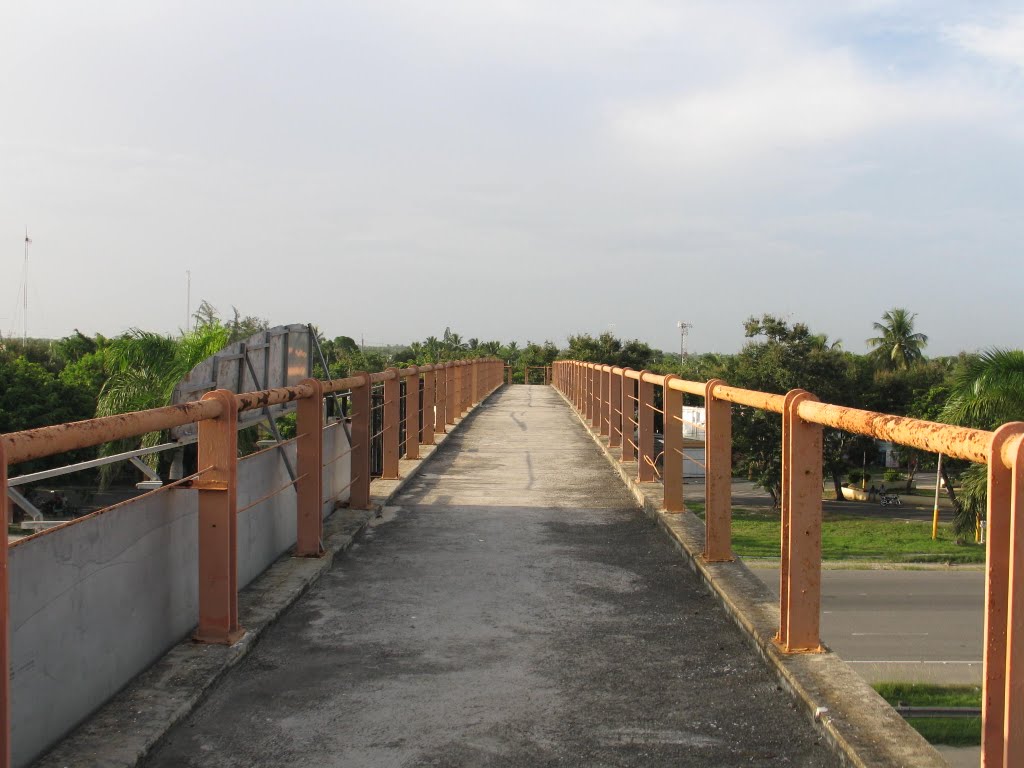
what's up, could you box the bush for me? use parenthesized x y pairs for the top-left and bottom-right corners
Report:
(883, 469), (903, 482)
(848, 470), (871, 485)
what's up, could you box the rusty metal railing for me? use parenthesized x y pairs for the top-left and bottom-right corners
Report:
(0, 357), (504, 768)
(553, 359), (1021, 768)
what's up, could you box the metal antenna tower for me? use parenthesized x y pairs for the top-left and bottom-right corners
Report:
(676, 320), (692, 360)
(23, 228), (32, 347)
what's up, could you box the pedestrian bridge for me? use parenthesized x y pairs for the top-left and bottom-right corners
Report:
(1, 359), (1017, 767)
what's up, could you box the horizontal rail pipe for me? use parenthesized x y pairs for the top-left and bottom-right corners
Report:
(552, 358), (1020, 767)
(0, 356), (503, 768)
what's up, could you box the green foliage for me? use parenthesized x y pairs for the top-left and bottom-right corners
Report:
(560, 332), (660, 371)
(0, 355), (98, 472)
(867, 307), (928, 371)
(714, 508), (985, 563)
(883, 469), (903, 482)
(95, 325), (231, 478)
(941, 348), (1024, 429)
(873, 682), (981, 708)
(937, 348), (1024, 537)
(874, 683), (981, 747)
(719, 315), (858, 505)
(903, 717), (980, 747)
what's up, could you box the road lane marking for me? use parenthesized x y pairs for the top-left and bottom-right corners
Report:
(846, 660), (981, 665)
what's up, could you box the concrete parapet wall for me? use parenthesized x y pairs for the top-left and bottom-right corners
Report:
(9, 423), (351, 767)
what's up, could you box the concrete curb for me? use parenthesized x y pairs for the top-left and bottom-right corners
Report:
(555, 389), (946, 768)
(34, 389), (503, 768)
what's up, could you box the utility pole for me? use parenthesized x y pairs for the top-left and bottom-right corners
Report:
(676, 320), (692, 361)
(23, 228), (32, 347)
(932, 453), (943, 540)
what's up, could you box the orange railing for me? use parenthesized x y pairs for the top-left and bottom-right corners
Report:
(0, 358), (504, 767)
(501, 365), (553, 385)
(552, 359), (1021, 768)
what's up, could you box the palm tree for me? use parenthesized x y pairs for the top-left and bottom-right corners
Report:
(940, 349), (1024, 538)
(941, 349), (1024, 429)
(867, 308), (928, 370)
(97, 325), (231, 470)
(423, 336), (441, 363)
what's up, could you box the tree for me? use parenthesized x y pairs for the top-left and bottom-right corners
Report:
(0, 356), (99, 474)
(939, 349), (1024, 538)
(722, 315), (857, 506)
(867, 308), (928, 370)
(226, 306), (270, 344)
(96, 325), (231, 472)
(517, 341), (559, 383)
(561, 332), (660, 371)
(940, 349), (1024, 429)
(191, 300), (268, 344)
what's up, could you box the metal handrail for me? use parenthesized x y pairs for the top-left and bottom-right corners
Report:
(552, 358), (1023, 766)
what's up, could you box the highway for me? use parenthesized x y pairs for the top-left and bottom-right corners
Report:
(751, 566), (984, 685)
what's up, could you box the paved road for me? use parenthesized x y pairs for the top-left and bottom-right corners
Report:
(751, 567), (984, 684)
(143, 387), (837, 767)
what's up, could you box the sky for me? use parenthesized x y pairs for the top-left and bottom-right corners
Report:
(1, 1), (1022, 356)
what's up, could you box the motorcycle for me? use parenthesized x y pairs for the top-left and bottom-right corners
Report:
(879, 492), (901, 506)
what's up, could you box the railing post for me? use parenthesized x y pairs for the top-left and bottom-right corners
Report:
(457, 361), (466, 413)
(472, 360), (480, 404)
(459, 361), (466, 412)
(404, 367), (420, 460)
(599, 366), (611, 437)
(578, 362), (584, 412)
(350, 372), (371, 509)
(703, 379), (734, 562)
(434, 364), (446, 433)
(1, 442), (9, 768)
(580, 362), (586, 412)
(982, 424), (1024, 767)
(637, 370), (656, 482)
(382, 368), (400, 480)
(609, 367), (622, 448)
(445, 363), (456, 426)
(776, 390), (823, 653)
(422, 366), (436, 446)
(592, 365), (603, 429)
(621, 369), (636, 463)
(662, 375), (683, 512)
(583, 366), (589, 415)
(194, 389), (243, 645)
(295, 378), (324, 557)
(589, 364), (598, 428)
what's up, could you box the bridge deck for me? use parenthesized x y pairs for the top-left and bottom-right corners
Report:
(142, 385), (837, 767)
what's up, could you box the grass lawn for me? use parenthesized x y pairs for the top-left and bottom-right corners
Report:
(689, 504), (985, 563)
(874, 683), (981, 746)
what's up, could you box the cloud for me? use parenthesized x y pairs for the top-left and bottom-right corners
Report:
(946, 13), (1024, 70)
(609, 49), (1000, 169)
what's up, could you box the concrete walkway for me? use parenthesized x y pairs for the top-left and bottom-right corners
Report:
(142, 386), (837, 767)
